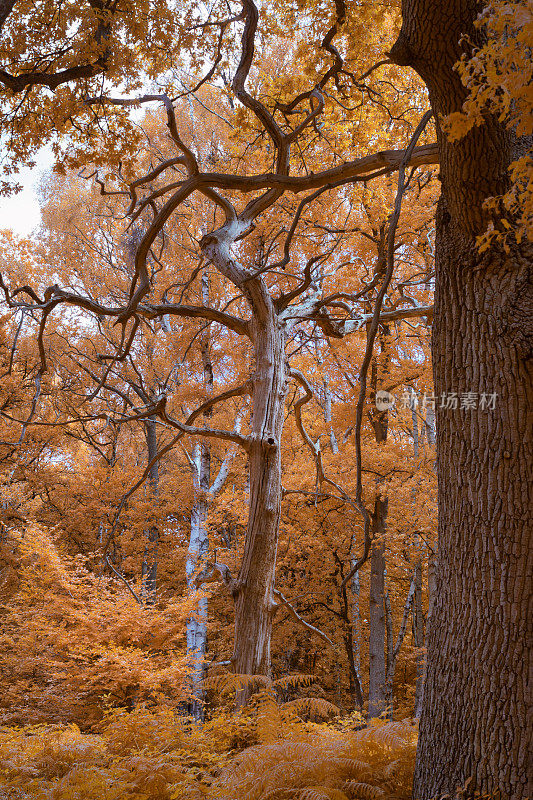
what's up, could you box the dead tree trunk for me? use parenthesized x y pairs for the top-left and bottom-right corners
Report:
(232, 309), (287, 676)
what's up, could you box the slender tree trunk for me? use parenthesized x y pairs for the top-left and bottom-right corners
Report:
(232, 312), (286, 677)
(390, 3), (533, 795)
(141, 416), (158, 603)
(186, 270), (213, 716)
(350, 567), (364, 710)
(384, 573), (416, 718)
(185, 441), (210, 717)
(424, 400), (435, 448)
(411, 559), (424, 717)
(338, 554), (364, 710)
(384, 584), (393, 716)
(322, 373), (339, 454)
(367, 517), (387, 719)
(409, 391), (426, 717)
(414, 553), (435, 720)
(367, 341), (390, 719)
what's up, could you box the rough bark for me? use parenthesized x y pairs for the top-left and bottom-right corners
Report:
(390, 2), (533, 796)
(415, 221), (533, 800)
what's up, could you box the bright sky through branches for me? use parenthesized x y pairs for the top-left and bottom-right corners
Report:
(0, 147), (52, 235)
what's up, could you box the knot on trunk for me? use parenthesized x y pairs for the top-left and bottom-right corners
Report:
(194, 561), (238, 597)
(387, 33), (415, 67)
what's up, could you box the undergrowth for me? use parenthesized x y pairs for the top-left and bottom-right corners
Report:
(0, 701), (417, 800)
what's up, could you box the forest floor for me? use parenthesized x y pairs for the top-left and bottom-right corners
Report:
(0, 707), (418, 799)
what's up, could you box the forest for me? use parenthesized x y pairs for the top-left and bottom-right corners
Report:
(0, 1), (531, 799)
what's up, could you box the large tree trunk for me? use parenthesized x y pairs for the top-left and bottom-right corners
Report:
(232, 311), (287, 676)
(390, 3), (533, 796)
(414, 220), (533, 799)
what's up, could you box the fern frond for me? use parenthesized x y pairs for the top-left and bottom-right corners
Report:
(255, 691), (283, 745)
(380, 759), (400, 779)
(352, 721), (415, 750)
(282, 697), (339, 721)
(343, 782), (387, 799)
(272, 674), (317, 692)
(299, 788), (349, 800)
(329, 759), (371, 781)
(204, 672), (269, 698)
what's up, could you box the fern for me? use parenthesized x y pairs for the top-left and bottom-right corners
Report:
(255, 690), (283, 745)
(204, 672), (269, 698)
(299, 789), (350, 800)
(272, 674), (317, 692)
(282, 697), (339, 722)
(342, 782), (386, 799)
(329, 759), (372, 781)
(0, 712), (418, 800)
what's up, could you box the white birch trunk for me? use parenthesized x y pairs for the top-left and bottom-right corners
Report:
(350, 566), (364, 709)
(185, 441), (211, 716)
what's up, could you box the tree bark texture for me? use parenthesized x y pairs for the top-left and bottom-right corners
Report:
(232, 308), (287, 676)
(390, 2), (533, 796)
